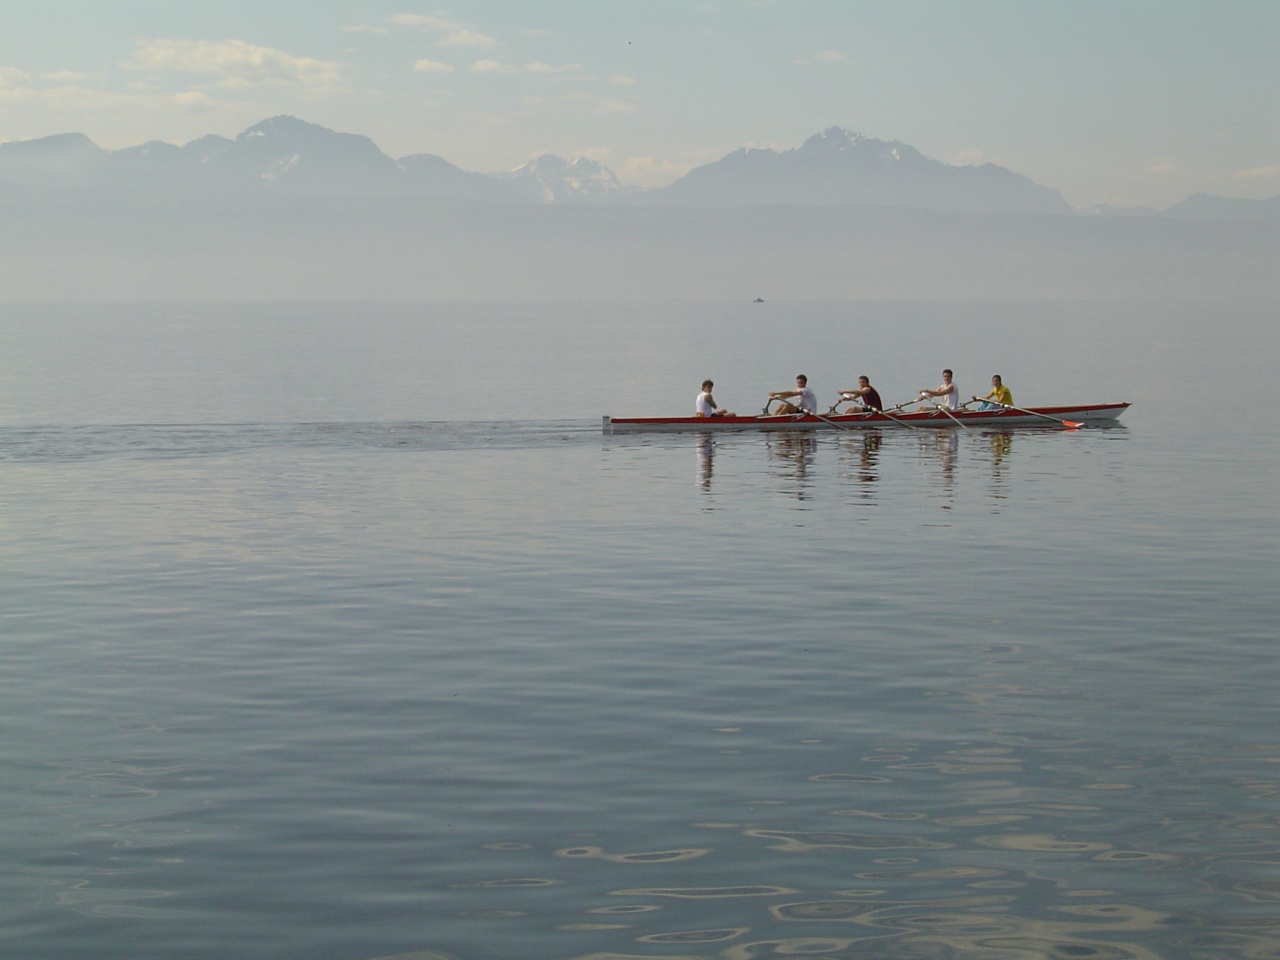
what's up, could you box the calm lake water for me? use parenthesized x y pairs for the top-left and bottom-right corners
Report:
(1, 300), (1277, 960)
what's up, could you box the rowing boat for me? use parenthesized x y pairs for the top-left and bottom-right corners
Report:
(602, 403), (1130, 434)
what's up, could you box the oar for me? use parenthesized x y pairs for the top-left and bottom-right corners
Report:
(835, 397), (929, 431)
(816, 398), (920, 432)
(867, 398), (932, 430)
(883, 398), (920, 415)
(976, 397), (1084, 430)
(762, 393), (859, 430)
(920, 393), (970, 429)
(811, 406), (878, 431)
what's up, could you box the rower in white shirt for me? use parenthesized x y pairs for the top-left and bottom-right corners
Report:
(769, 374), (817, 415)
(695, 379), (734, 417)
(919, 369), (960, 411)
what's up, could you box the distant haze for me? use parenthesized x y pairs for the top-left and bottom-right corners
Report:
(1, 117), (1275, 301)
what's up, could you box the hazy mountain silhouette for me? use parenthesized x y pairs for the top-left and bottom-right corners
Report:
(1, 116), (1275, 300)
(0, 132), (108, 201)
(398, 153), (525, 202)
(0, 116), (606, 206)
(1163, 192), (1280, 221)
(196, 116), (401, 194)
(494, 154), (633, 204)
(2, 116), (1276, 218)
(658, 128), (1074, 214)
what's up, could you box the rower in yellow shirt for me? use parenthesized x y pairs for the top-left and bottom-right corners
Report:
(976, 374), (1013, 410)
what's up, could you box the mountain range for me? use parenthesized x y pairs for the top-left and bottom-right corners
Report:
(2, 115), (1275, 301)
(2, 115), (1274, 219)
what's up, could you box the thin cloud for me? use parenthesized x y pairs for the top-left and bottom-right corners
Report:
(1236, 165), (1278, 181)
(473, 60), (583, 76)
(172, 90), (216, 112)
(343, 24), (388, 35)
(413, 59), (456, 74)
(1148, 162), (1177, 175)
(471, 60), (518, 75)
(563, 93), (635, 115)
(126, 39), (344, 88)
(438, 29), (498, 48)
(390, 14), (459, 30)
(390, 14), (497, 48)
(5, 82), (163, 115)
(44, 70), (96, 84)
(525, 62), (583, 75)
(0, 66), (33, 87)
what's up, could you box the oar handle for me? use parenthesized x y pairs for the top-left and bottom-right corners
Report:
(762, 396), (805, 417)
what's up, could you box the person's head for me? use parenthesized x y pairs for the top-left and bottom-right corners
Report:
(796, 375), (807, 386)
(858, 376), (870, 387)
(702, 379), (714, 391)
(942, 369), (953, 380)
(991, 375), (1002, 386)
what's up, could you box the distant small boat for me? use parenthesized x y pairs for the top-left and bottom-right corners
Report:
(753, 297), (765, 303)
(603, 403), (1130, 434)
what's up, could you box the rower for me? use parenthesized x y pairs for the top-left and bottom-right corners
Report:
(836, 375), (883, 413)
(768, 374), (816, 415)
(975, 374), (1013, 411)
(919, 369), (960, 411)
(695, 379), (734, 417)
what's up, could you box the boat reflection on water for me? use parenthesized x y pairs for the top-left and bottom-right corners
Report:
(988, 428), (1014, 462)
(765, 434), (818, 500)
(916, 429), (960, 498)
(986, 429), (1014, 501)
(690, 426), (1036, 501)
(836, 429), (883, 494)
(696, 434), (715, 491)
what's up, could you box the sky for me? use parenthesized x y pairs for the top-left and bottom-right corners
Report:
(0, 1), (1275, 209)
